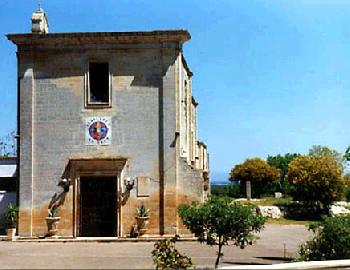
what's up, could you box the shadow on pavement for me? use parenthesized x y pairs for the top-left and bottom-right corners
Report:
(222, 261), (269, 266)
(255, 256), (293, 262)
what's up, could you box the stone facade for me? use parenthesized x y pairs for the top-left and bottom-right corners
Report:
(7, 12), (209, 238)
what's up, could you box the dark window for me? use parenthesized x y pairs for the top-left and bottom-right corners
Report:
(88, 63), (109, 104)
(0, 178), (16, 192)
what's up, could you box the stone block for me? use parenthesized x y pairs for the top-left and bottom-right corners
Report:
(330, 203), (350, 216)
(256, 205), (282, 219)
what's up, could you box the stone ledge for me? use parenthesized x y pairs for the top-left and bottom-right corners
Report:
(11, 235), (197, 243)
(220, 259), (350, 269)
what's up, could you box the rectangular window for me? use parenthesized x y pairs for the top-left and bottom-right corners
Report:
(87, 62), (110, 106)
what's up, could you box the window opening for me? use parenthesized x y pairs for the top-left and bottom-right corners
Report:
(88, 63), (109, 104)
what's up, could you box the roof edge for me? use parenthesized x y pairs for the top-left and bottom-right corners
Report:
(7, 30), (191, 46)
(181, 54), (193, 77)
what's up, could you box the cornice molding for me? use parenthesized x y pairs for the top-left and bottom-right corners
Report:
(7, 30), (191, 47)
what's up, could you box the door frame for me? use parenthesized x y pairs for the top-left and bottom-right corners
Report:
(66, 158), (127, 237)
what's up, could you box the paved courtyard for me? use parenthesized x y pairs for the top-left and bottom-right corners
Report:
(0, 224), (312, 269)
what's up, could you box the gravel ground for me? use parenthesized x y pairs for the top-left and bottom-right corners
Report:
(0, 224), (312, 269)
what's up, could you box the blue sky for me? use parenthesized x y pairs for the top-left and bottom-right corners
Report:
(0, 0), (349, 182)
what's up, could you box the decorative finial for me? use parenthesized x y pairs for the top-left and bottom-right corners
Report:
(31, 2), (49, 34)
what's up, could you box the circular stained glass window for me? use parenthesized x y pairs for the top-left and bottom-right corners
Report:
(88, 121), (109, 141)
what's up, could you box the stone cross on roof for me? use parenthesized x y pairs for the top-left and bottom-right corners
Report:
(31, 3), (49, 34)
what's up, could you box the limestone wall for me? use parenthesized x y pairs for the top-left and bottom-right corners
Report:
(18, 46), (171, 237)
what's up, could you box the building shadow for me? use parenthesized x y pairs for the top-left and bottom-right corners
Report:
(222, 261), (269, 265)
(255, 256), (293, 262)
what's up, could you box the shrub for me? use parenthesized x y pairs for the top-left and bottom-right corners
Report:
(286, 155), (345, 213)
(298, 216), (350, 261)
(152, 237), (194, 269)
(178, 196), (266, 268)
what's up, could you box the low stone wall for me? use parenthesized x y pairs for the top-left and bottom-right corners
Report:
(257, 201), (350, 220)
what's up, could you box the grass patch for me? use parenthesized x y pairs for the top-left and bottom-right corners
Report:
(235, 196), (293, 207)
(266, 217), (310, 225)
(235, 197), (314, 225)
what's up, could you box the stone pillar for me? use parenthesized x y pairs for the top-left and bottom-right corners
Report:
(246, 181), (251, 201)
(160, 43), (178, 235)
(18, 53), (35, 236)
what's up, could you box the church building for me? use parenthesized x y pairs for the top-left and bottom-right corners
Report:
(7, 8), (209, 238)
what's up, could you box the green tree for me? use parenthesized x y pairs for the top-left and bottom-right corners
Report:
(178, 196), (266, 268)
(211, 184), (240, 198)
(309, 145), (345, 169)
(286, 155), (345, 213)
(267, 153), (299, 182)
(229, 158), (280, 198)
(0, 131), (16, 157)
(267, 153), (300, 195)
(345, 146), (350, 163)
(344, 173), (350, 201)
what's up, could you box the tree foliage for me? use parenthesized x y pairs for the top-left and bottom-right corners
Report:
(267, 153), (300, 195)
(267, 153), (299, 181)
(344, 173), (350, 201)
(298, 216), (350, 261)
(178, 196), (266, 268)
(309, 145), (345, 169)
(345, 146), (350, 163)
(286, 155), (345, 210)
(230, 158), (280, 183)
(229, 158), (280, 197)
(211, 184), (240, 198)
(0, 131), (16, 157)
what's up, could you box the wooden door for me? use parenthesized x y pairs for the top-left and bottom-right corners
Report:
(80, 177), (117, 237)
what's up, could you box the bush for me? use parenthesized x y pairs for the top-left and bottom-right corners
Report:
(298, 216), (350, 261)
(152, 237), (194, 269)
